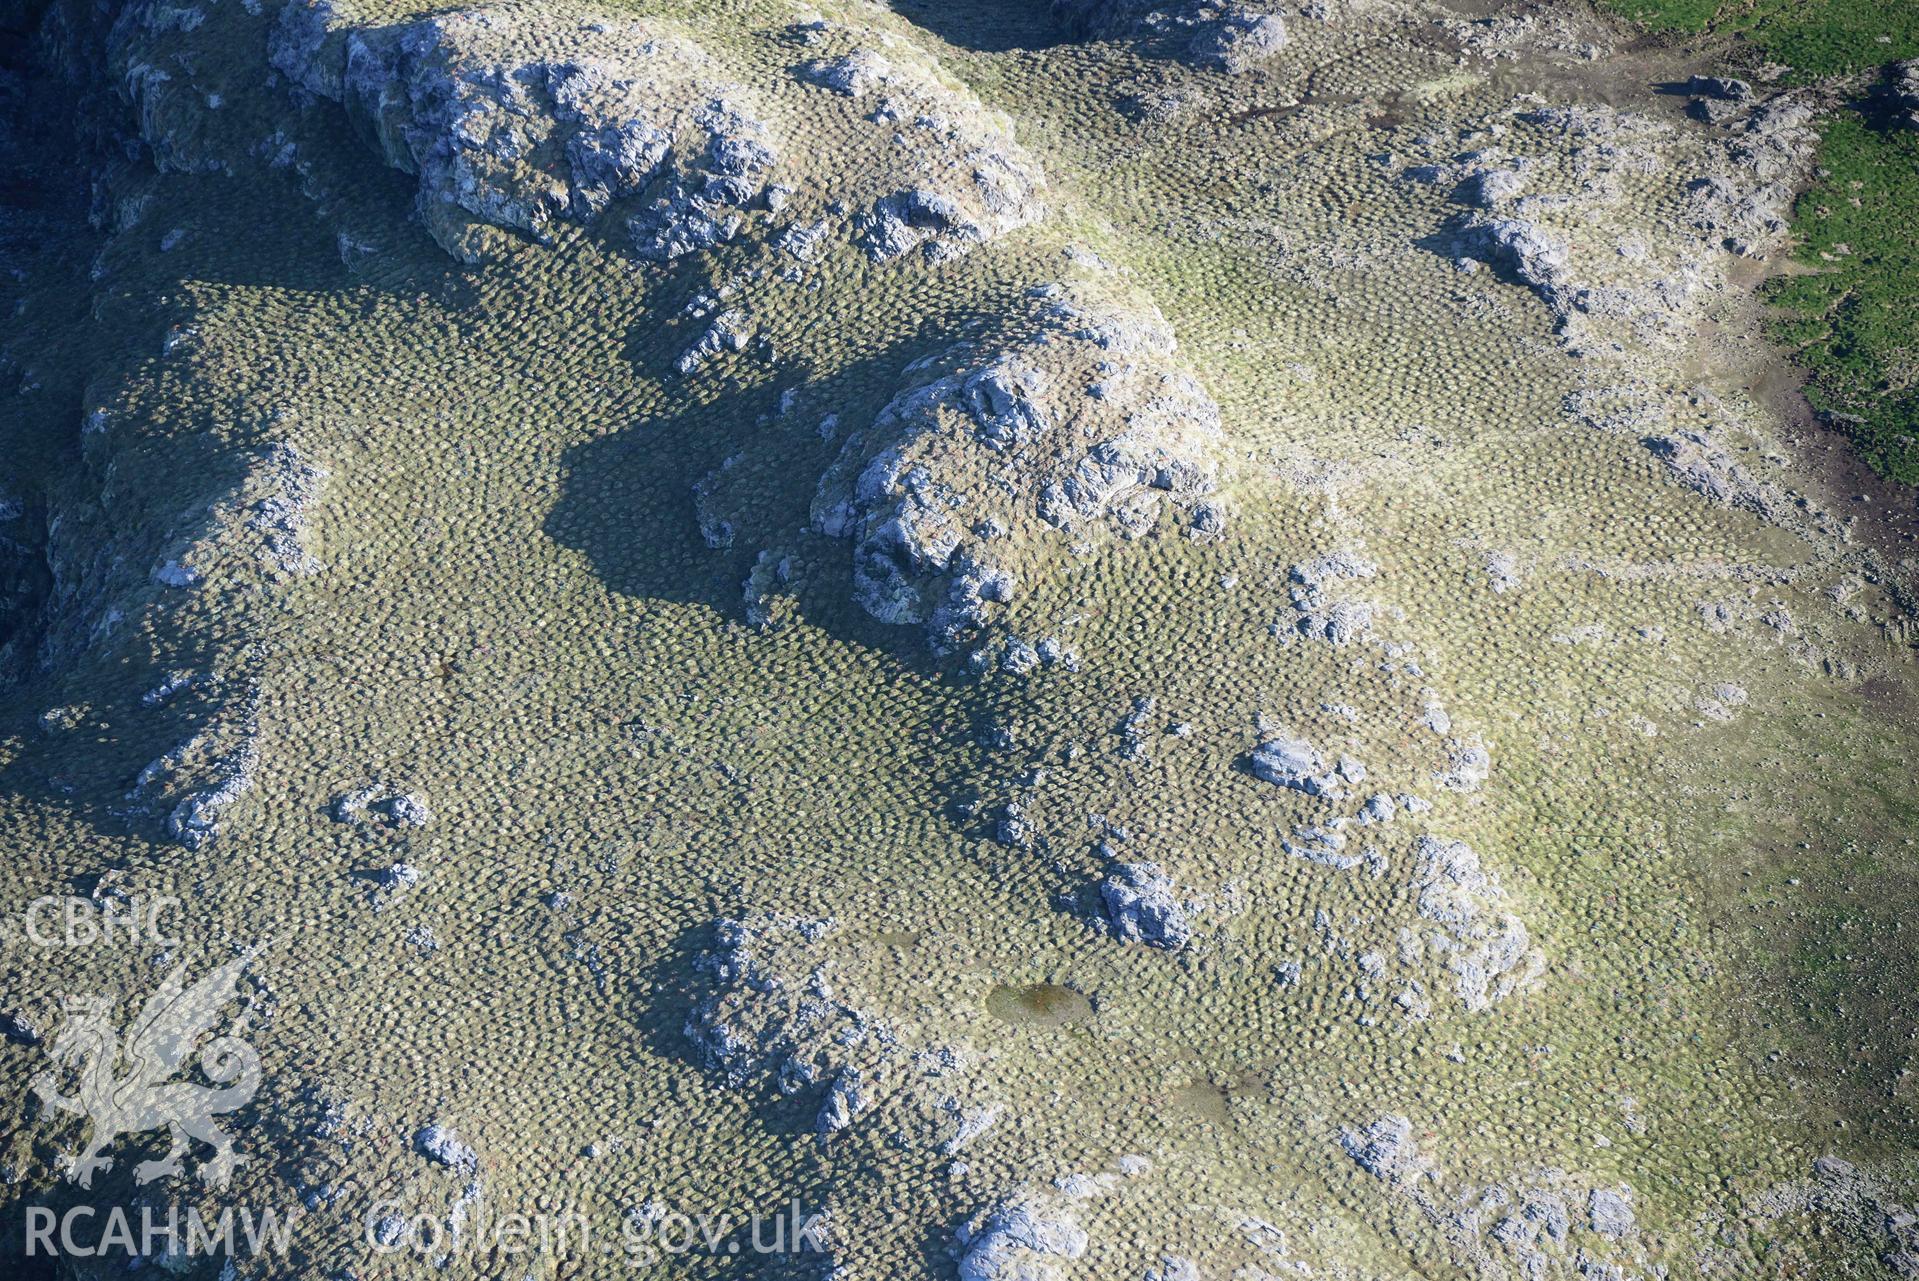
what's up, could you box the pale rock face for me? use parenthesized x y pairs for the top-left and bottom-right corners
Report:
(1455, 168), (1524, 209)
(1643, 429), (1778, 515)
(270, 4), (780, 262)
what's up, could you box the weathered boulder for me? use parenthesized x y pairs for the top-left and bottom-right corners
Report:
(1288, 551), (1380, 646)
(682, 912), (918, 1143)
(415, 1123), (478, 1175)
(1686, 74), (1752, 102)
(1249, 735), (1341, 798)
(1686, 93), (1818, 258)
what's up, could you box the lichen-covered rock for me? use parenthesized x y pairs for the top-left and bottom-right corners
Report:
(811, 287), (1221, 650)
(1454, 168), (1524, 209)
(332, 784), (432, 829)
(271, 4), (780, 262)
(129, 702), (263, 851)
(1686, 75), (1752, 102)
(164, 734), (260, 850)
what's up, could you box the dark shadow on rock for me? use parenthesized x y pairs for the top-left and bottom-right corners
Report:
(546, 301), (1018, 683)
(884, 0), (1074, 54)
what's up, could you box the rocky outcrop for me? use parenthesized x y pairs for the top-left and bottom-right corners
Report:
(271, 3), (781, 262)
(795, 43), (1045, 263)
(685, 914), (880, 1097)
(1887, 61), (1919, 130)
(1288, 550), (1380, 646)
(1098, 861), (1192, 950)
(1685, 93), (1819, 259)
(1408, 836), (1540, 1011)
(683, 912), (915, 1144)
(127, 693), (263, 851)
(1461, 217), (1571, 306)
(811, 286), (1222, 652)
(1248, 734), (1345, 798)
(1052, 0), (1289, 72)
(332, 784), (431, 829)
(955, 1194), (1088, 1281)
(1340, 1114), (1428, 1186)
(1643, 429), (1779, 516)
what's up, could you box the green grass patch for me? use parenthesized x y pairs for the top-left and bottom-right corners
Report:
(1602, 0), (1919, 76)
(1765, 114), (1919, 482)
(1606, 0), (1919, 481)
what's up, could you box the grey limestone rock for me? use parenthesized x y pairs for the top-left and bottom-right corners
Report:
(955, 1195), (1088, 1281)
(1340, 1114), (1427, 1185)
(1099, 861), (1192, 950)
(1250, 735), (1340, 798)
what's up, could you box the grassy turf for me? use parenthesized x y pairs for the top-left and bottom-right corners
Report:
(1605, 0), (1919, 481)
(1603, 0), (1919, 76)
(1765, 114), (1919, 482)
